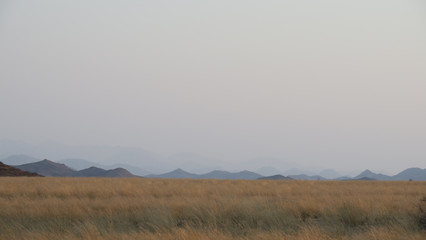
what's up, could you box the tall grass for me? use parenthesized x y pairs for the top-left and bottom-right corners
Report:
(0, 178), (425, 239)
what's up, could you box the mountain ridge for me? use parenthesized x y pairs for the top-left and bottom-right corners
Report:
(14, 159), (138, 178)
(0, 161), (43, 177)
(3, 154), (425, 180)
(146, 168), (262, 180)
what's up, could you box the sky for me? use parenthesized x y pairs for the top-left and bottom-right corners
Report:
(1, 0), (425, 173)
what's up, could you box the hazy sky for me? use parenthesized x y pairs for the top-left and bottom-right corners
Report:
(1, 0), (425, 173)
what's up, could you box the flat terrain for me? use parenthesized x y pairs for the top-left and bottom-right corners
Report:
(0, 178), (425, 239)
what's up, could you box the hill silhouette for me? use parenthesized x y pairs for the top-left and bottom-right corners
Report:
(354, 169), (392, 180)
(16, 159), (75, 177)
(15, 159), (138, 178)
(392, 168), (426, 181)
(146, 168), (199, 179)
(0, 161), (42, 177)
(72, 167), (136, 178)
(258, 175), (293, 180)
(199, 170), (262, 180)
(146, 169), (262, 180)
(4, 154), (425, 180)
(58, 158), (151, 176)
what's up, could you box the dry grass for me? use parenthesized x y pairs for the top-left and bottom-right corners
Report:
(0, 178), (425, 239)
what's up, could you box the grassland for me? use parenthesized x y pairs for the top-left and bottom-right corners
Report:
(0, 178), (425, 239)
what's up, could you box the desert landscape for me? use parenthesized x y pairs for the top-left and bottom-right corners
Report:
(0, 177), (425, 239)
(1, 1), (425, 239)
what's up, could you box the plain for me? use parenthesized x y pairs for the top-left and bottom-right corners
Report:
(0, 178), (425, 239)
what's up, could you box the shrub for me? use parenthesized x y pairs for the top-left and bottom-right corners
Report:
(418, 197), (426, 230)
(337, 202), (367, 228)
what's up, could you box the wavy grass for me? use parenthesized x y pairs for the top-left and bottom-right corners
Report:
(0, 178), (425, 239)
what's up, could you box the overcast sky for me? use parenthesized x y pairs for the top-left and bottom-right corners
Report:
(1, 0), (425, 173)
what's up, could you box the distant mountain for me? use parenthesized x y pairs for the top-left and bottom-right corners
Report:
(354, 170), (392, 180)
(353, 177), (376, 181)
(165, 152), (223, 174)
(392, 168), (426, 181)
(146, 168), (199, 179)
(258, 175), (293, 180)
(146, 169), (263, 180)
(100, 168), (137, 178)
(72, 167), (137, 178)
(0, 140), (162, 172)
(14, 159), (138, 178)
(335, 176), (352, 180)
(348, 168), (426, 181)
(255, 166), (284, 176)
(1, 154), (42, 165)
(200, 170), (262, 180)
(0, 161), (42, 177)
(58, 159), (151, 176)
(284, 168), (316, 176)
(58, 158), (104, 170)
(318, 169), (342, 179)
(106, 163), (151, 176)
(15, 159), (75, 177)
(288, 174), (327, 180)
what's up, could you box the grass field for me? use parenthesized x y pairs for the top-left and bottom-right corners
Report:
(0, 178), (425, 239)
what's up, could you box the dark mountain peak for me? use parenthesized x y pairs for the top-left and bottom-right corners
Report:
(105, 168), (136, 177)
(15, 159), (75, 177)
(86, 166), (103, 170)
(73, 167), (106, 177)
(73, 166), (137, 177)
(0, 161), (43, 177)
(112, 167), (127, 171)
(40, 159), (69, 168)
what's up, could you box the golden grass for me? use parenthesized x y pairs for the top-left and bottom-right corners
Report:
(0, 178), (425, 239)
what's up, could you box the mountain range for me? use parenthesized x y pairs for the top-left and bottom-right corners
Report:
(354, 168), (426, 181)
(1, 154), (425, 180)
(14, 159), (137, 178)
(145, 169), (263, 180)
